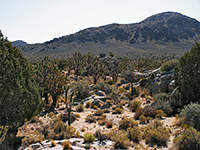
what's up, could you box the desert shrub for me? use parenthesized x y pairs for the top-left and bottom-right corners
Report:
(179, 103), (200, 131)
(139, 115), (152, 124)
(127, 126), (142, 143)
(129, 101), (141, 112)
(49, 112), (56, 118)
(73, 81), (91, 99)
(134, 107), (166, 120)
(144, 121), (170, 146)
(160, 60), (178, 72)
(63, 140), (71, 150)
(119, 118), (138, 131)
(94, 130), (107, 141)
(140, 78), (148, 87)
(94, 109), (104, 116)
(81, 128), (85, 132)
(111, 130), (130, 149)
(85, 114), (96, 123)
(93, 82), (112, 94)
(173, 127), (200, 150)
(76, 104), (84, 112)
(51, 140), (56, 147)
(58, 112), (78, 123)
(84, 133), (95, 143)
(85, 101), (91, 108)
(98, 120), (106, 126)
(22, 132), (45, 146)
(112, 107), (123, 114)
(106, 120), (113, 128)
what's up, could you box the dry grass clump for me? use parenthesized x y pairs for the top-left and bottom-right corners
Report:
(106, 120), (113, 128)
(112, 107), (123, 114)
(119, 117), (138, 131)
(51, 140), (56, 147)
(76, 104), (84, 112)
(63, 140), (71, 150)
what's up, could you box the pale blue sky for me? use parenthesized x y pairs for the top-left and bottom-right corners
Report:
(0, 0), (200, 43)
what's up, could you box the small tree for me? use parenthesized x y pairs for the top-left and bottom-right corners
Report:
(174, 43), (200, 107)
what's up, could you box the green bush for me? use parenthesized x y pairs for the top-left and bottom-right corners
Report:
(93, 82), (112, 94)
(119, 118), (138, 131)
(127, 126), (142, 143)
(180, 103), (200, 131)
(84, 133), (95, 143)
(173, 127), (200, 150)
(160, 60), (178, 72)
(73, 81), (91, 99)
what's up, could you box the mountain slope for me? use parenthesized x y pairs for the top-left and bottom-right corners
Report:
(12, 40), (27, 46)
(19, 12), (200, 59)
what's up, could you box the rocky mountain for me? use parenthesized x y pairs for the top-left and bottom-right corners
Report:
(12, 40), (27, 46)
(19, 12), (200, 59)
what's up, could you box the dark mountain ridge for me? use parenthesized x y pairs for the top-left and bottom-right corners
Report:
(12, 40), (27, 46)
(19, 12), (200, 60)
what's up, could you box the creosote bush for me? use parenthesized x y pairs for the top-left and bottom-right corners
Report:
(93, 82), (112, 94)
(85, 101), (91, 108)
(106, 120), (113, 128)
(73, 81), (91, 99)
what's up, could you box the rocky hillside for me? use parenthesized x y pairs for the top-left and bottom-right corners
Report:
(19, 12), (200, 59)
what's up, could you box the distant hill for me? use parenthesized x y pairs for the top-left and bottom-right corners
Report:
(19, 12), (200, 60)
(12, 40), (27, 46)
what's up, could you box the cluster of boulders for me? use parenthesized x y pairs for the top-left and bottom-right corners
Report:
(18, 138), (113, 150)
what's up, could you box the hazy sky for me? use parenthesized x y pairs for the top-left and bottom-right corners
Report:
(1, 0), (200, 44)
